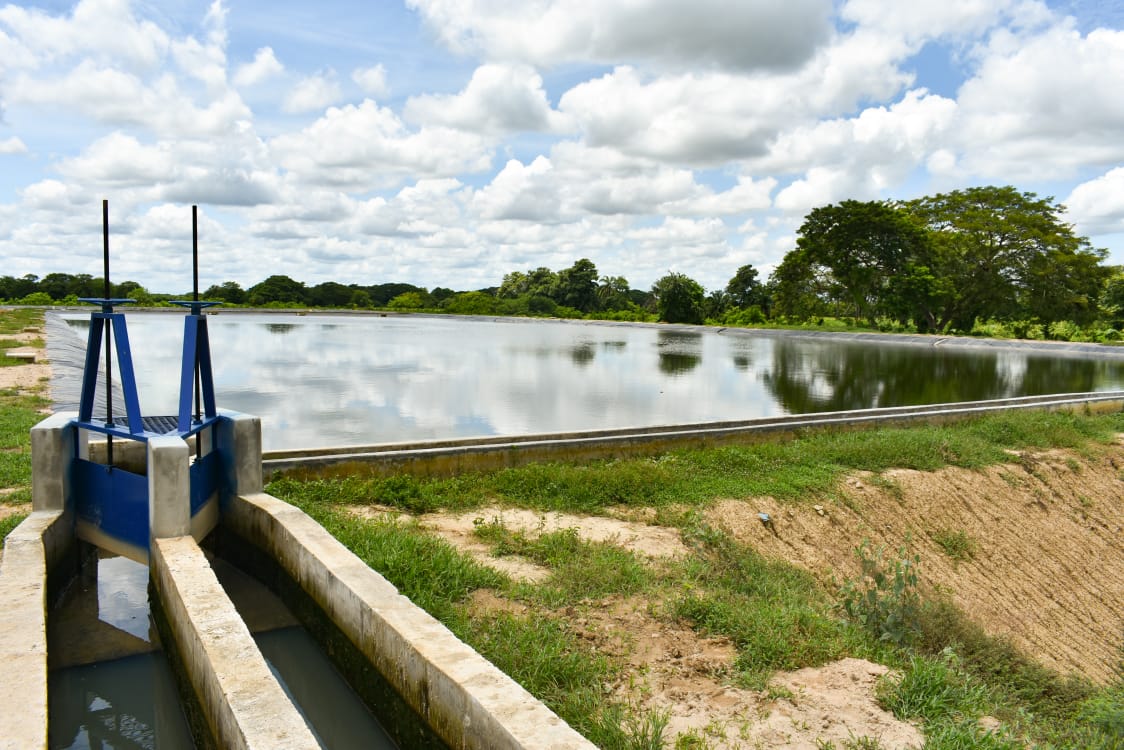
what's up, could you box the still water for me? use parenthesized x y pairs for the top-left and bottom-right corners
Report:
(61, 312), (1124, 451)
(48, 553), (395, 750)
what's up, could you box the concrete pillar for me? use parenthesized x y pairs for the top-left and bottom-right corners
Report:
(30, 411), (84, 513)
(217, 410), (262, 497)
(148, 435), (190, 539)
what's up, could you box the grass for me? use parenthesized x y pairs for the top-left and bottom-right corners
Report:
(267, 407), (1124, 748)
(931, 528), (978, 563)
(269, 409), (1124, 518)
(1, 511), (28, 541)
(0, 307), (41, 335)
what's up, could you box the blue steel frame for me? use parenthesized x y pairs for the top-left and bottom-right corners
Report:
(70, 297), (225, 555)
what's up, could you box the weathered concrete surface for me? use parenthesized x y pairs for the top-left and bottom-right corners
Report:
(31, 411), (83, 512)
(0, 510), (69, 750)
(225, 492), (597, 750)
(149, 436), (190, 539)
(150, 535), (319, 750)
(264, 392), (1124, 478)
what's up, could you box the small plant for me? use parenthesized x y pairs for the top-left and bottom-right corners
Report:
(931, 529), (977, 564)
(839, 540), (921, 647)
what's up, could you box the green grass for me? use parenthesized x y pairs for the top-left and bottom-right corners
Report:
(1, 511), (28, 540)
(264, 408), (1124, 749)
(270, 409), (1124, 517)
(474, 520), (652, 606)
(931, 528), (978, 563)
(0, 307), (41, 335)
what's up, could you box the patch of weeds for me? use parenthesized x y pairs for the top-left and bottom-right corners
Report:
(931, 529), (977, 564)
(838, 540), (921, 647)
(914, 597), (1122, 747)
(877, 650), (991, 724)
(1, 487), (32, 505)
(675, 523), (869, 687)
(866, 473), (904, 502)
(842, 736), (886, 750)
(673, 729), (711, 750)
(1, 511), (28, 540)
(476, 522), (652, 606)
(0, 308), (41, 334)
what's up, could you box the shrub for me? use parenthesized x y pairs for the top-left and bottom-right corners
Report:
(839, 540), (922, 647)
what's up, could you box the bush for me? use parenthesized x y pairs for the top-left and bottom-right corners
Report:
(839, 540), (922, 647)
(722, 306), (767, 326)
(16, 292), (53, 306)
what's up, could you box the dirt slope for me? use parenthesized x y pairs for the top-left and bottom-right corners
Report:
(707, 446), (1124, 684)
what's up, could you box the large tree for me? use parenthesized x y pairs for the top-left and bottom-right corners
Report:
(651, 272), (705, 324)
(724, 264), (770, 311)
(787, 200), (933, 326)
(904, 186), (1107, 330)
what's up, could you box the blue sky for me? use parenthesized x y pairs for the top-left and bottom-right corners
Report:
(1, 0), (1122, 294)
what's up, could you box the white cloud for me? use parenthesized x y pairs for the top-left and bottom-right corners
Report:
(1065, 167), (1124, 236)
(405, 63), (570, 135)
(841, 0), (1015, 41)
(0, 0), (170, 71)
(956, 25), (1124, 177)
(0, 136), (28, 154)
(282, 71), (343, 113)
(269, 99), (493, 189)
(407, 0), (833, 72)
(351, 64), (388, 96)
(234, 47), (284, 87)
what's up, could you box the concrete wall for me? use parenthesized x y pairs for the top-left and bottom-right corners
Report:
(223, 491), (597, 750)
(263, 392), (1124, 479)
(0, 510), (70, 750)
(149, 535), (320, 750)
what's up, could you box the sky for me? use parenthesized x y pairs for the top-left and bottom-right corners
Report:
(1, 0), (1123, 296)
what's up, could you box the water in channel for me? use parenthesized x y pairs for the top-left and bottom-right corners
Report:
(57, 312), (1124, 451)
(48, 551), (396, 750)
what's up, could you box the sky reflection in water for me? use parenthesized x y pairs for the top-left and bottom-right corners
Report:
(64, 313), (1124, 451)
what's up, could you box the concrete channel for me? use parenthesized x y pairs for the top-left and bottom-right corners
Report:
(1, 410), (597, 750)
(2, 389), (1122, 749)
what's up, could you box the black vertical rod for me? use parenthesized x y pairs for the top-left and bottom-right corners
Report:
(102, 199), (114, 467)
(193, 206), (202, 430)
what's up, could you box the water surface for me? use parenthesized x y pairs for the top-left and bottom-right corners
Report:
(60, 313), (1124, 451)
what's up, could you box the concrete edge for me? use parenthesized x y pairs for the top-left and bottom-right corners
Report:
(263, 393), (1124, 477)
(0, 510), (67, 750)
(149, 535), (320, 750)
(224, 492), (597, 750)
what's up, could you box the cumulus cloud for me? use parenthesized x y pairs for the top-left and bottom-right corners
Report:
(351, 64), (388, 96)
(269, 99), (493, 189)
(407, 0), (833, 72)
(283, 71), (343, 113)
(955, 25), (1124, 178)
(1065, 167), (1124, 236)
(405, 63), (570, 135)
(234, 47), (284, 87)
(0, 136), (28, 154)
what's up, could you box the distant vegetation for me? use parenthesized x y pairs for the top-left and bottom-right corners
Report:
(6, 184), (1124, 344)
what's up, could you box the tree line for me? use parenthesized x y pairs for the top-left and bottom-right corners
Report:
(5, 185), (1123, 341)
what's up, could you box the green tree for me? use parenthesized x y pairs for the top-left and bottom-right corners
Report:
(203, 281), (247, 304)
(791, 200), (932, 326)
(308, 281), (355, 308)
(905, 186), (1106, 330)
(248, 275), (307, 306)
(387, 291), (433, 310)
(596, 275), (631, 311)
(554, 258), (600, 312)
(725, 264), (770, 311)
(651, 272), (705, 324)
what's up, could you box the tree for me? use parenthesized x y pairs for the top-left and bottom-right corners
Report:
(387, 291), (433, 310)
(308, 281), (354, 308)
(554, 258), (600, 312)
(248, 275), (306, 306)
(904, 186), (1105, 330)
(596, 276), (631, 311)
(725, 264), (770, 311)
(651, 272), (705, 324)
(791, 200), (933, 326)
(203, 281), (247, 304)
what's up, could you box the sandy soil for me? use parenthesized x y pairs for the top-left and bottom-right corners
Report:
(705, 447), (1124, 683)
(413, 445), (1122, 747)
